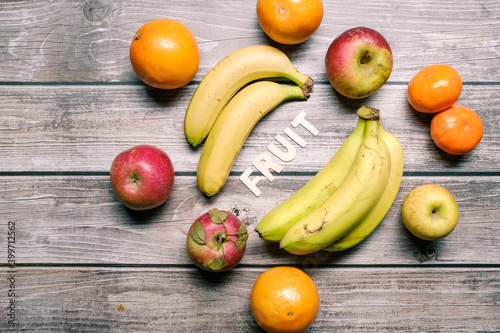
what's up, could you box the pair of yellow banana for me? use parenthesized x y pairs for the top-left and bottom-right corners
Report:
(184, 45), (313, 196)
(255, 106), (404, 254)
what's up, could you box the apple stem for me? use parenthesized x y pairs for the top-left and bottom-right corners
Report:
(215, 234), (228, 251)
(360, 50), (372, 64)
(219, 242), (225, 259)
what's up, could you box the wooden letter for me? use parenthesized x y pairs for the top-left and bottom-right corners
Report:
(268, 134), (297, 162)
(252, 153), (283, 182)
(291, 111), (319, 136)
(239, 168), (262, 197)
(284, 127), (307, 147)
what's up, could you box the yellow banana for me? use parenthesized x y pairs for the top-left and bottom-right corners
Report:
(323, 125), (404, 252)
(279, 106), (391, 255)
(184, 45), (313, 147)
(197, 81), (308, 197)
(255, 117), (367, 242)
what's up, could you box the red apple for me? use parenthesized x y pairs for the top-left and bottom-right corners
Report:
(325, 27), (393, 99)
(187, 208), (248, 272)
(110, 145), (175, 210)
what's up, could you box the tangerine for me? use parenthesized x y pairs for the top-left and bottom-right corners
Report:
(256, 0), (324, 45)
(129, 19), (199, 89)
(250, 266), (320, 333)
(407, 64), (463, 113)
(430, 105), (483, 155)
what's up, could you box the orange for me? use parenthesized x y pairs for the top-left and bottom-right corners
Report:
(256, 0), (324, 45)
(129, 19), (199, 89)
(407, 64), (463, 113)
(430, 105), (483, 155)
(250, 266), (320, 333)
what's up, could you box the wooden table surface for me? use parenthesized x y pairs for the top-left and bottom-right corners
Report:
(1, 0), (499, 332)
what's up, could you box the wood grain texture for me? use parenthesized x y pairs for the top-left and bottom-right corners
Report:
(0, 175), (498, 265)
(0, 0), (498, 82)
(0, 84), (498, 172)
(0, 267), (498, 332)
(0, 0), (499, 331)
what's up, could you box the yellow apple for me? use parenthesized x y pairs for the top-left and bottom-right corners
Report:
(401, 184), (459, 241)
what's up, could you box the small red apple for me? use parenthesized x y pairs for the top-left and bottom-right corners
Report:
(187, 208), (248, 272)
(325, 26), (393, 99)
(110, 145), (175, 210)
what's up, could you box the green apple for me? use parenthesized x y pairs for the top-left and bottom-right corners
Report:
(401, 184), (459, 241)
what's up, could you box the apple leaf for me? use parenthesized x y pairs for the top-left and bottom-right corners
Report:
(205, 257), (226, 271)
(209, 208), (227, 225)
(235, 233), (248, 250)
(190, 221), (206, 245)
(235, 223), (248, 250)
(237, 222), (247, 236)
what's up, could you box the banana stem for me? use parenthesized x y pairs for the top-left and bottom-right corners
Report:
(302, 77), (314, 96)
(357, 106), (380, 121)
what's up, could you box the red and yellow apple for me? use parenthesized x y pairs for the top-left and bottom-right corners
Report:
(110, 145), (175, 210)
(325, 27), (393, 99)
(187, 208), (248, 272)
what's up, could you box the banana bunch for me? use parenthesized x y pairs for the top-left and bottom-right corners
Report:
(184, 45), (313, 196)
(255, 106), (404, 254)
(184, 45), (313, 148)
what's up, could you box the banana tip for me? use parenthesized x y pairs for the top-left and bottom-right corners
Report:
(188, 141), (201, 148)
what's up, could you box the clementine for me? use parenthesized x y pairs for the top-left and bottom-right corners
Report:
(430, 105), (483, 155)
(407, 64), (463, 113)
(129, 19), (199, 89)
(250, 266), (320, 333)
(256, 0), (324, 45)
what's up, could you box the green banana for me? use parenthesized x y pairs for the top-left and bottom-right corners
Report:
(279, 106), (392, 255)
(255, 117), (367, 242)
(184, 45), (313, 147)
(197, 81), (308, 197)
(323, 125), (404, 252)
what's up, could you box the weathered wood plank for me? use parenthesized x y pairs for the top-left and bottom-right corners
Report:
(1, 84), (498, 172)
(0, 0), (498, 82)
(0, 267), (498, 332)
(1, 175), (498, 265)
(0, 1), (498, 332)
